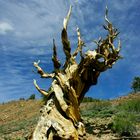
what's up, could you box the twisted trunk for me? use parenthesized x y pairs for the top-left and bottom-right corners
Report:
(31, 6), (122, 140)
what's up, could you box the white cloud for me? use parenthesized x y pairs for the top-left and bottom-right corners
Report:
(0, 22), (14, 35)
(0, 0), (72, 56)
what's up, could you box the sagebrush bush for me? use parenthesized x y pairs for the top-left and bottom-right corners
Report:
(118, 99), (140, 113)
(82, 97), (100, 102)
(28, 94), (35, 100)
(80, 101), (115, 118)
(112, 112), (136, 136)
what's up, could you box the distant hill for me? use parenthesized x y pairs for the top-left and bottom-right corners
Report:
(0, 93), (140, 140)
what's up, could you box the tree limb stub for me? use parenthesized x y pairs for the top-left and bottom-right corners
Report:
(63, 5), (72, 30)
(33, 79), (50, 96)
(33, 60), (54, 78)
(72, 27), (85, 59)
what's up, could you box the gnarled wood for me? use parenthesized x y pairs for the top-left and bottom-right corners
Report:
(32, 6), (122, 140)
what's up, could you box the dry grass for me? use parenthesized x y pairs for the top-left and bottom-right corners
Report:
(0, 100), (42, 139)
(0, 93), (140, 139)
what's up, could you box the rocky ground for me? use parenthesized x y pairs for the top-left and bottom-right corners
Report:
(0, 93), (140, 140)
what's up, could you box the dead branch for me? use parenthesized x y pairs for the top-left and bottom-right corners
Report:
(33, 79), (50, 96)
(52, 39), (61, 69)
(33, 60), (54, 78)
(72, 27), (85, 58)
(63, 5), (72, 30)
(61, 6), (72, 67)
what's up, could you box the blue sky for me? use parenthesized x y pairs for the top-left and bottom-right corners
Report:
(0, 0), (140, 103)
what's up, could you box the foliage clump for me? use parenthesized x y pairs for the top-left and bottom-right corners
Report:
(28, 94), (36, 100)
(118, 98), (140, 113)
(81, 100), (115, 118)
(111, 112), (136, 136)
(111, 98), (140, 136)
(81, 97), (140, 137)
(82, 97), (100, 102)
(131, 76), (140, 93)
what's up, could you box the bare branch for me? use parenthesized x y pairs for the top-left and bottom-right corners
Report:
(105, 6), (111, 25)
(33, 79), (50, 96)
(92, 7), (122, 69)
(116, 39), (121, 53)
(61, 6), (72, 67)
(33, 61), (54, 78)
(63, 5), (72, 30)
(93, 37), (102, 53)
(108, 38), (117, 55)
(104, 6), (118, 44)
(77, 27), (85, 48)
(61, 6), (72, 66)
(72, 27), (85, 58)
(62, 6), (86, 66)
(52, 39), (61, 69)
(61, 29), (71, 64)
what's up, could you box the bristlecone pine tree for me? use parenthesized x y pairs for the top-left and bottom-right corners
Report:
(32, 6), (122, 140)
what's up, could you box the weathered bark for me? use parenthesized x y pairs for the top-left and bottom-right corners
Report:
(32, 6), (122, 140)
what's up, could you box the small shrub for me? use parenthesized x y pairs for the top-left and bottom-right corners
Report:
(82, 97), (100, 102)
(87, 101), (111, 111)
(28, 94), (35, 100)
(96, 107), (118, 118)
(19, 98), (25, 101)
(112, 112), (136, 136)
(80, 101), (114, 118)
(131, 76), (140, 93)
(118, 99), (140, 113)
(0, 116), (38, 138)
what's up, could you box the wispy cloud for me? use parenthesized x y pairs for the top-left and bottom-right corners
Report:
(0, 0), (68, 49)
(0, 0), (140, 102)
